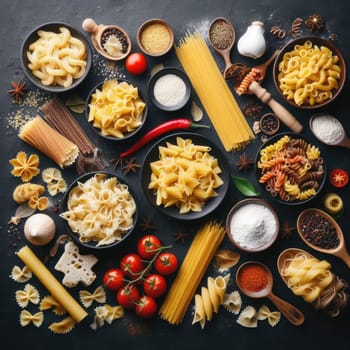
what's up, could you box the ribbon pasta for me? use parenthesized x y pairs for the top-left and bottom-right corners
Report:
(277, 40), (342, 106)
(27, 27), (87, 87)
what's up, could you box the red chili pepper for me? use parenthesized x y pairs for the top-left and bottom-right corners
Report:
(119, 118), (210, 158)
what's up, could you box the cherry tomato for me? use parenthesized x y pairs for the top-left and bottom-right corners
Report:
(117, 284), (140, 309)
(135, 295), (157, 318)
(102, 268), (124, 291)
(137, 235), (162, 260)
(120, 253), (144, 279)
(329, 168), (349, 188)
(154, 252), (178, 276)
(125, 52), (147, 75)
(143, 273), (167, 298)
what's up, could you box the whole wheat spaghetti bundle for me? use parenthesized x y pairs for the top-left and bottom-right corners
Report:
(19, 116), (79, 168)
(175, 32), (254, 151)
(159, 221), (225, 325)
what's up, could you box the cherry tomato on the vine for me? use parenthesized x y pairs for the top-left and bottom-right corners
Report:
(329, 168), (349, 188)
(137, 235), (162, 260)
(117, 284), (140, 309)
(154, 252), (178, 276)
(135, 295), (157, 318)
(120, 253), (144, 279)
(102, 268), (124, 291)
(143, 273), (167, 298)
(125, 52), (147, 75)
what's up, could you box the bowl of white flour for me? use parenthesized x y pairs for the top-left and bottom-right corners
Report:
(226, 198), (279, 252)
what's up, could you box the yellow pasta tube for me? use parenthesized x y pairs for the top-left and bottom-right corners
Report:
(17, 245), (88, 323)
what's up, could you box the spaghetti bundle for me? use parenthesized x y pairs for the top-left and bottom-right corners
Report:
(175, 32), (254, 151)
(159, 221), (225, 325)
(19, 116), (79, 168)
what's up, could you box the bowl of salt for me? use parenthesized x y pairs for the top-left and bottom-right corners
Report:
(226, 198), (279, 253)
(148, 67), (192, 112)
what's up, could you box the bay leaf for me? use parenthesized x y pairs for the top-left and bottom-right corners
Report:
(232, 175), (260, 197)
(65, 95), (85, 114)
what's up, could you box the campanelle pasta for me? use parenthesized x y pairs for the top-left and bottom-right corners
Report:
(148, 137), (224, 213)
(60, 173), (136, 246)
(27, 27), (87, 87)
(88, 80), (145, 138)
(277, 40), (342, 106)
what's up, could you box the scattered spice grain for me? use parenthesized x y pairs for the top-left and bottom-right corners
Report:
(140, 23), (171, 55)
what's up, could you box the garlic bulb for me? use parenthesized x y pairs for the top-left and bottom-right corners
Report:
(24, 213), (56, 246)
(237, 21), (267, 59)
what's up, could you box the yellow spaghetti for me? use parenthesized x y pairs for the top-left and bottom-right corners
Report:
(159, 221), (225, 325)
(175, 32), (254, 151)
(19, 116), (79, 168)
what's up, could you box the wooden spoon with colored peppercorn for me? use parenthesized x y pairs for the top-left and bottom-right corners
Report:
(297, 208), (350, 268)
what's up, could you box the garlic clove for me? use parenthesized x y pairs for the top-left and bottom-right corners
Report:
(24, 213), (56, 246)
(237, 21), (267, 59)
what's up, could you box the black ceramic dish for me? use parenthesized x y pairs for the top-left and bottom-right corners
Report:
(61, 171), (138, 250)
(255, 132), (327, 205)
(273, 36), (346, 110)
(21, 22), (92, 93)
(141, 132), (230, 220)
(148, 67), (192, 112)
(85, 79), (148, 141)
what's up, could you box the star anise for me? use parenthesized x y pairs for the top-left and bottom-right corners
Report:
(280, 221), (296, 240)
(305, 14), (325, 32)
(110, 156), (125, 170)
(243, 102), (263, 119)
(8, 80), (27, 101)
(139, 216), (156, 232)
(235, 152), (254, 172)
(173, 231), (190, 244)
(122, 157), (141, 175)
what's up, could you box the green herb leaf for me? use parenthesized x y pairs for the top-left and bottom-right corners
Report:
(65, 95), (85, 114)
(232, 175), (260, 197)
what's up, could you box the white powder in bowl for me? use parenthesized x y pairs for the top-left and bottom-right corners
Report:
(311, 114), (345, 145)
(153, 74), (187, 107)
(229, 203), (277, 250)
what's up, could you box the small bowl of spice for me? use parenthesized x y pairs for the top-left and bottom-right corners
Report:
(226, 198), (279, 253)
(148, 67), (192, 112)
(137, 18), (174, 57)
(259, 113), (280, 136)
(82, 18), (131, 61)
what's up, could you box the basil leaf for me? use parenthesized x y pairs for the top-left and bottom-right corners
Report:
(232, 175), (260, 197)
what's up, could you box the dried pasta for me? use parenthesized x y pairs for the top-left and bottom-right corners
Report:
(40, 295), (67, 315)
(235, 68), (260, 95)
(192, 274), (230, 329)
(9, 151), (40, 182)
(279, 252), (333, 303)
(20, 310), (44, 327)
(148, 136), (224, 213)
(236, 306), (258, 328)
(60, 173), (136, 246)
(277, 40), (342, 106)
(27, 26), (87, 88)
(258, 305), (281, 327)
(257, 135), (324, 202)
(90, 304), (124, 330)
(19, 116), (79, 168)
(88, 80), (145, 138)
(10, 265), (32, 283)
(175, 32), (254, 151)
(42, 167), (63, 183)
(222, 291), (242, 315)
(159, 221), (225, 325)
(48, 316), (76, 334)
(79, 286), (106, 308)
(15, 284), (40, 308)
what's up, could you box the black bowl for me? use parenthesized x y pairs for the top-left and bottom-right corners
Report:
(255, 132), (327, 205)
(273, 36), (346, 110)
(148, 67), (192, 112)
(61, 171), (138, 250)
(141, 132), (230, 220)
(86, 79), (148, 141)
(21, 22), (92, 93)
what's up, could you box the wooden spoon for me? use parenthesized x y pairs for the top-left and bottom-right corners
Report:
(297, 208), (350, 268)
(208, 17), (236, 77)
(236, 261), (305, 326)
(309, 114), (350, 148)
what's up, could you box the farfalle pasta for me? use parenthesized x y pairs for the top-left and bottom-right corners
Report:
(257, 135), (324, 202)
(48, 316), (76, 334)
(88, 80), (145, 138)
(90, 304), (124, 330)
(222, 291), (242, 315)
(148, 137), (224, 213)
(10, 265), (32, 283)
(258, 305), (281, 327)
(20, 310), (44, 328)
(60, 173), (136, 246)
(15, 284), (40, 308)
(277, 40), (342, 106)
(40, 295), (67, 315)
(236, 305), (258, 328)
(79, 286), (106, 308)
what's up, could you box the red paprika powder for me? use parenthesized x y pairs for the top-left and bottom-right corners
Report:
(238, 263), (268, 292)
